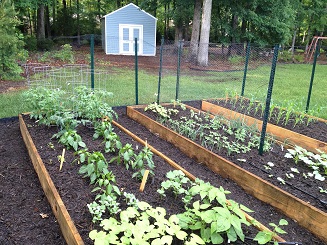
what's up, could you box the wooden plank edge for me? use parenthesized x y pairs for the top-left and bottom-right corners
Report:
(113, 119), (285, 242)
(126, 105), (327, 243)
(202, 100), (327, 154)
(19, 114), (84, 245)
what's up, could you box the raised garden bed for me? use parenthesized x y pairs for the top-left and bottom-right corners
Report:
(127, 103), (327, 243)
(18, 108), (327, 245)
(202, 98), (327, 153)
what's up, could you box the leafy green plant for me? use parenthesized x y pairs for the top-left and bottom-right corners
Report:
(177, 179), (252, 244)
(132, 145), (155, 181)
(157, 170), (192, 200)
(53, 44), (75, 63)
(93, 120), (122, 153)
(89, 201), (205, 245)
(110, 143), (135, 169)
(72, 86), (117, 123)
(284, 145), (327, 181)
(145, 102), (179, 120)
(23, 87), (67, 125)
(253, 219), (288, 244)
(52, 129), (86, 151)
(77, 150), (109, 184)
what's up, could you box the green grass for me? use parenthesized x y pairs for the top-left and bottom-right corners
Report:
(0, 63), (326, 119)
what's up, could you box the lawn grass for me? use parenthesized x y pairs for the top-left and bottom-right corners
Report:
(0, 63), (326, 119)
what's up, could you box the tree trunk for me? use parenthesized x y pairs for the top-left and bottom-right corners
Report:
(77, 0), (80, 46)
(197, 0), (212, 66)
(36, 4), (45, 40)
(291, 28), (297, 55)
(189, 0), (202, 62)
(45, 6), (51, 38)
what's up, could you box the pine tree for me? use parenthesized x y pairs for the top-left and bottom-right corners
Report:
(0, 0), (26, 80)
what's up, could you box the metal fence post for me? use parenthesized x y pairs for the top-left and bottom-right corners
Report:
(175, 40), (182, 101)
(306, 44), (320, 113)
(135, 37), (139, 105)
(241, 42), (251, 96)
(90, 34), (94, 90)
(259, 44), (279, 155)
(157, 37), (164, 103)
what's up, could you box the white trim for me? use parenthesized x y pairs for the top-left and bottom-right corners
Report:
(119, 24), (143, 55)
(103, 3), (157, 21)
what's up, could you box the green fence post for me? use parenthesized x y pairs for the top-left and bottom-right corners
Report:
(241, 42), (251, 96)
(259, 44), (279, 155)
(157, 36), (164, 103)
(306, 44), (320, 113)
(90, 34), (94, 90)
(175, 40), (182, 101)
(135, 37), (139, 105)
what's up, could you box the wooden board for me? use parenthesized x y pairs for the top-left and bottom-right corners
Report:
(19, 115), (84, 245)
(202, 100), (327, 154)
(127, 105), (327, 243)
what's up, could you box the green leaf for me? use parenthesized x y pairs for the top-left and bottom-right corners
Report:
(176, 230), (188, 240)
(211, 232), (223, 244)
(279, 219), (288, 226)
(188, 234), (205, 244)
(161, 235), (173, 244)
(253, 231), (273, 244)
(240, 204), (254, 213)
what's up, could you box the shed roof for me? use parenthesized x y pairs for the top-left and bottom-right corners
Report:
(103, 3), (157, 21)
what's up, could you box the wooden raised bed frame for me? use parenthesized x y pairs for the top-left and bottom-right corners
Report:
(19, 114), (287, 244)
(201, 100), (327, 154)
(127, 105), (327, 243)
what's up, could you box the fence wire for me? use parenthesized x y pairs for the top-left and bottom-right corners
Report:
(21, 36), (326, 117)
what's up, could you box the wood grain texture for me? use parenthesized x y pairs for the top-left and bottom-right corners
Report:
(19, 115), (84, 245)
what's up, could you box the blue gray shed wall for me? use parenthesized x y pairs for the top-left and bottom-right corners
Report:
(104, 4), (156, 56)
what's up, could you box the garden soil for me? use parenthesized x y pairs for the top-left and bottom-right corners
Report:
(0, 103), (326, 244)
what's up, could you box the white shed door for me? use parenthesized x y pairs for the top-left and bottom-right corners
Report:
(119, 24), (143, 55)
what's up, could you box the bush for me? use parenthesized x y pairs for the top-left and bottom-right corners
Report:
(24, 36), (37, 51)
(278, 51), (292, 62)
(53, 44), (74, 63)
(37, 38), (54, 51)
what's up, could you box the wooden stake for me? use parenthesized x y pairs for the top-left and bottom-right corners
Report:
(139, 170), (149, 192)
(59, 148), (65, 171)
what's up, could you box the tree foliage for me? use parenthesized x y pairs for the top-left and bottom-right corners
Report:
(0, 0), (26, 80)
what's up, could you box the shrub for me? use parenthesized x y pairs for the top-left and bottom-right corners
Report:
(24, 36), (37, 51)
(53, 44), (74, 63)
(37, 38), (54, 51)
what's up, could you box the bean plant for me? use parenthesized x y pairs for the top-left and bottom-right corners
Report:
(284, 145), (327, 181)
(158, 171), (257, 244)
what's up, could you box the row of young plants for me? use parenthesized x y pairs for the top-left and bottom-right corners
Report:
(23, 87), (289, 244)
(144, 102), (327, 201)
(214, 92), (320, 128)
(145, 102), (274, 156)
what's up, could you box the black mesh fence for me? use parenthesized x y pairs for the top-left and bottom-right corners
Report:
(22, 35), (326, 117)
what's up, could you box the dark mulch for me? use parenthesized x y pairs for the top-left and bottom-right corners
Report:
(1, 106), (326, 244)
(139, 102), (327, 213)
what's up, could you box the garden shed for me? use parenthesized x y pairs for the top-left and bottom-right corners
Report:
(102, 3), (157, 56)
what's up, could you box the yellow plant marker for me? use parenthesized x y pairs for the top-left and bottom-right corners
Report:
(59, 148), (65, 171)
(139, 170), (150, 192)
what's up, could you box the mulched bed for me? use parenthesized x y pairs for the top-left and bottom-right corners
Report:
(137, 103), (327, 213)
(1, 106), (325, 244)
